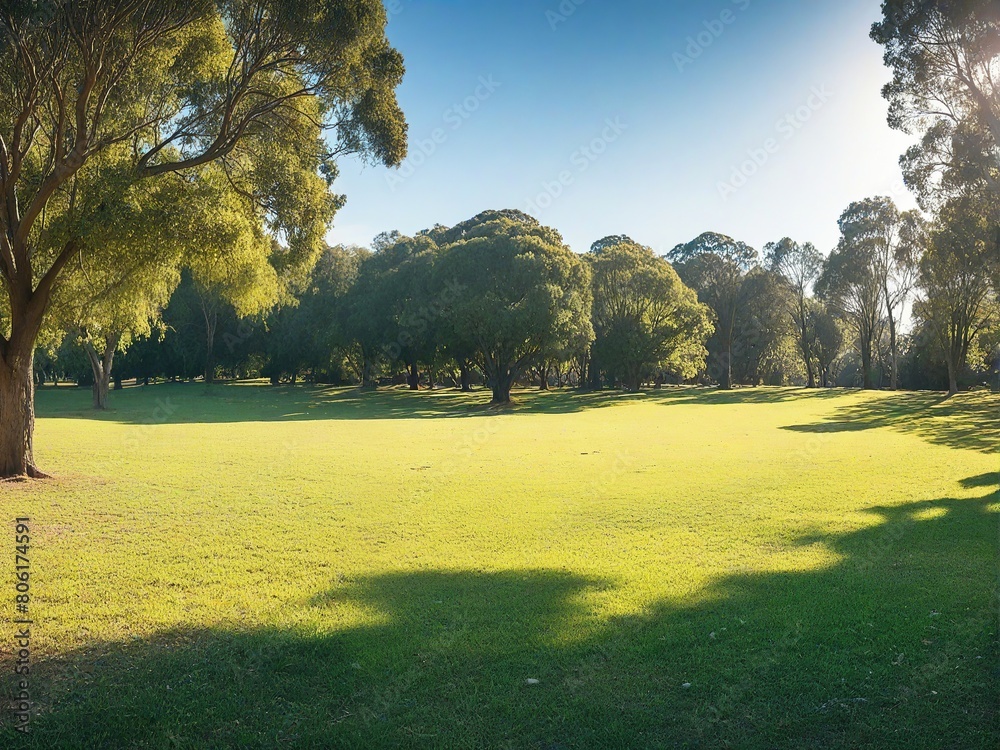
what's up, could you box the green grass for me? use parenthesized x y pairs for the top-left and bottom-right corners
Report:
(1, 383), (997, 748)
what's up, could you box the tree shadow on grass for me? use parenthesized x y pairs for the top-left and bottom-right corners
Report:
(35, 382), (861, 426)
(782, 391), (1000, 454)
(4, 484), (997, 749)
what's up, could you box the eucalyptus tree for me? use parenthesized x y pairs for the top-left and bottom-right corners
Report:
(731, 268), (798, 386)
(0, 0), (407, 477)
(826, 198), (925, 390)
(667, 232), (758, 390)
(365, 233), (442, 390)
(809, 300), (845, 388)
(765, 238), (823, 387)
(587, 236), (711, 391)
(436, 210), (593, 404)
(915, 194), (998, 395)
(872, 1), (1000, 212)
(817, 216), (883, 390)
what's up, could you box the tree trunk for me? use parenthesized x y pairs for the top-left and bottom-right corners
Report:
(720, 342), (733, 390)
(888, 317), (899, 391)
(0, 352), (45, 479)
(361, 353), (377, 390)
(946, 356), (958, 396)
(797, 301), (816, 389)
(407, 363), (420, 390)
(588, 358), (602, 390)
(861, 345), (874, 390)
(491, 371), (516, 404)
(92, 375), (110, 410)
(459, 362), (472, 392)
(202, 302), (218, 385)
(538, 363), (549, 391)
(83, 334), (118, 411)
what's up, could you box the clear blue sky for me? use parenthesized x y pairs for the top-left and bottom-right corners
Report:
(329, 0), (917, 257)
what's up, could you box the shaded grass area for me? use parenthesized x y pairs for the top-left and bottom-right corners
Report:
(3, 384), (998, 748)
(783, 390), (1000, 454)
(14, 494), (999, 749)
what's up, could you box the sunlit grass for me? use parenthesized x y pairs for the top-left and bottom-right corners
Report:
(1, 384), (997, 748)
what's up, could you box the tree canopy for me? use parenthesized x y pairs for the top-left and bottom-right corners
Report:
(0, 0), (408, 477)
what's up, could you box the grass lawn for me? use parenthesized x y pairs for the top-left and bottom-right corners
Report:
(0, 383), (997, 748)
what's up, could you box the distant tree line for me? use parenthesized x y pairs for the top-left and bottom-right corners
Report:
(36, 201), (1000, 407)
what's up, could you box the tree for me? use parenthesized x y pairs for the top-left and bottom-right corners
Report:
(342, 248), (383, 389)
(765, 238), (823, 387)
(668, 232), (757, 390)
(436, 210), (593, 404)
(731, 269), (799, 386)
(810, 300), (845, 388)
(587, 236), (711, 391)
(872, 1), (1000, 213)
(825, 198), (924, 390)
(366, 234), (442, 390)
(45, 164), (194, 407)
(818, 201), (897, 390)
(261, 244), (362, 385)
(0, 0), (407, 477)
(915, 194), (997, 395)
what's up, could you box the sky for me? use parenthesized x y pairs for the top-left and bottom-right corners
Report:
(328, 0), (919, 258)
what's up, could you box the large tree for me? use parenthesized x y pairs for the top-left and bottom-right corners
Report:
(824, 198), (924, 390)
(872, 1), (1000, 213)
(819, 200), (901, 390)
(765, 238), (823, 387)
(261, 244), (362, 385)
(436, 210), (593, 404)
(0, 0), (407, 477)
(365, 233), (441, 390)
(668, 232), (757, 390)
(731, 268), (798, 386)
(809, 299), (845, 388)
(587, 235), (711, 391)
(915, 194), (997, 395)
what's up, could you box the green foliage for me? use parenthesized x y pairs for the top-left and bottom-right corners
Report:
(436, 211), (593, 403)
(914, 192), (999, 392)
(872, 0), (1000, 210)
(587, 236), (711, 389)
(668, 232), (759, 389)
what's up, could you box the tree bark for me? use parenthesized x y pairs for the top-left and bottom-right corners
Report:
(361, 352), (377, 390)
(720, 342), (734, 391)
(83, 334), (118, 410)
(538, 363), (549, 391)
(588, 358), (603, 390)
(946, 356), (958, 396)
(797, 299), (816, 388)
(407, 362), (420, 390)
(459, 362), (472, 392)
(0, 352), (45, 478)
(201, 298), (218, 385)
(885, 296), (899, 391)
(861, 344), (874, 390)
(491, 371), (516, 404)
